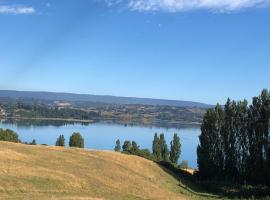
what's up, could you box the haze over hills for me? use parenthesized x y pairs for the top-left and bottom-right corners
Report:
(0, 90), (211, 108)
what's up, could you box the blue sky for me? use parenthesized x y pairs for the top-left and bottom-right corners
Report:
(0, 0), (269, 104)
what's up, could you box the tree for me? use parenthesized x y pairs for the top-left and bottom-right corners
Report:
(152, 133), (162, 161)
(159, 134), (169, 162)
(197, 105), (224, 178)
(69, 132), (84, 148)
(114, 139), (121, 152)
(130, 141), (140, 155)
(170, 133), (181, 164)
(180, 160), (189, 169)
(235, 100), (249, 182)
(122, 140), (131, 153)
(163, 143), (170, 162)
(222, 99), (238, 180)
(30, 139), (36, 145)
(56, 134), (65, 146)
(197, 89), (270, 185)
(0, 129), (19, 143)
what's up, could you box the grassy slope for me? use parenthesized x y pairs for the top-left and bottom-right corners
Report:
(0, 142), (220, 200)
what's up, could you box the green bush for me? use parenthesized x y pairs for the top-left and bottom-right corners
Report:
(0, 129), (19, 143)
(137, 149), (153, 160)
(69, 132), (84, 148)
(180, 160), (189, 169)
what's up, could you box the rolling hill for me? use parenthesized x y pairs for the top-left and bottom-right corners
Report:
(0, 142), (216, 200)
(0, 90), (212, 108)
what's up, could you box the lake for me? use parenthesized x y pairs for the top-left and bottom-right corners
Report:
(0, 120), (200, 168)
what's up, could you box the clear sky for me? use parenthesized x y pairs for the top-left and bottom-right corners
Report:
(0, 0), (269, 104)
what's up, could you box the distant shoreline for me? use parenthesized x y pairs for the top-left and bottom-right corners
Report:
(0, 116), (201, 128)
(1, 116), (95, 123)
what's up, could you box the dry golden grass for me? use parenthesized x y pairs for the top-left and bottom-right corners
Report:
(0, 142), (193, 200)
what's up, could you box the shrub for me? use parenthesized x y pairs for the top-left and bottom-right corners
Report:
(180, 160), (189, 169)
(137, 149), (153, 160)
(122, 140), (131, 153)
(0, 129), (19, 143)
(69, 132), (84, 148)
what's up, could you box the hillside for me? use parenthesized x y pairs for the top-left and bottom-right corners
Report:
(0, 90), (212, 108)
(0, 142), (204, 200)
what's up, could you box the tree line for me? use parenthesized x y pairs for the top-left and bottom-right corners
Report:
(0, 128), (84, 148)
(197, 89), (270, 185)
(114, 133), (181, 165)
(0, 127), (182, 166)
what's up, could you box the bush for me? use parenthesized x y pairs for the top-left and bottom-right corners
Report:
(122, 140), (131, 153)
(180, 160), (189, 169)
(69, 132), (84, 148)
(0, 129), (19, 143)
(137, 149), (153, 160)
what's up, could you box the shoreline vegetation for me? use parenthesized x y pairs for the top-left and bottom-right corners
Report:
(0, 99), (206, 128)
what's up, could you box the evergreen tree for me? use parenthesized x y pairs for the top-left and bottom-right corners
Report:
(169, 133), (181, 164)
(56, 134), (65, 146)
(114, 139), (121, 152)
(69, 132), (84, 148)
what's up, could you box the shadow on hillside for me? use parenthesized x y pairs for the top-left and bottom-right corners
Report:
(157, 161), (219, 199)
(157, 161), (270, 199)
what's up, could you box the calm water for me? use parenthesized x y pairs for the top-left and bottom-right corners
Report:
(0, 121), (200, 168)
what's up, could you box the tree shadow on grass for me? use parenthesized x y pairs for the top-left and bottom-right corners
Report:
(157, 161), (270, 199)
(157, 161), (220, 199)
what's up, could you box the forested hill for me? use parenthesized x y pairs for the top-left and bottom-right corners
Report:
(0, 90), (211, 108)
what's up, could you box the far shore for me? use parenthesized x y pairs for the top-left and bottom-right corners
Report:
(0, 116), (95, 123)
(0, 116), (202, 128)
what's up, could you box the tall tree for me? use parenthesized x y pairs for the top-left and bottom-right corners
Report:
(197, 105), (224, 178)
(152, 133), (161, 161)
(114, 139), (121, 152)
(260, 90), (270, 183)
(159, 134), (169, 161)
(222, 99), (238, 179)
(56, 134), (65, 146)
(235, 100), (249, 181)
(197, 89), (270, 184)
(170, 133), (181, 164)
